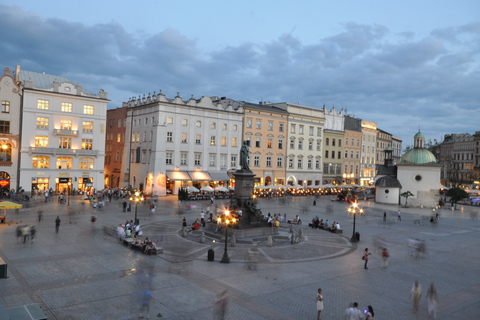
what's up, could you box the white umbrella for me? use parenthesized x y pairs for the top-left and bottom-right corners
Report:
(228, 186), (235, 190)
(201, 186), (214, 192)
(214, 186), (229, 192)
(322, 184), (336, 188)
(255, 185), (267, 189)
(275, 184), (287, 189)
(187, 186), (200, 193)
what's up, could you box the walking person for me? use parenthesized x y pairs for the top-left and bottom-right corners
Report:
(382, 247), (389, 268)
(365, 305), (375, 320)
(363, 248), (371, 269)
(22, 225), (30, 244)
(122, 200), (127, 212)
(410, 280), (423, 313)
(345, 302), (362, 320)
(426, 281), (438, 319)
(398, 210), (401, 221)
(16, 226), (22, 244)
(55, 216), (61, 233)
(215, 289), (229, 320)
(37, 210), (43, 222)
(316, 288), (324, 320)
(383, 211), (386, 221)
(30, 226), (36, 244)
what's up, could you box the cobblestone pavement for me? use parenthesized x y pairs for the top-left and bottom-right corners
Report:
(0, 195), (479, 319)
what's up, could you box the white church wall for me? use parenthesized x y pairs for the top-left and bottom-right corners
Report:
(397, 166), (440, 208)
(375, 187), (400, 204)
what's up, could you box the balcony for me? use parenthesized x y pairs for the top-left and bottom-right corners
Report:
(53, 129), (79, 136)
(29, 147), (99, 156)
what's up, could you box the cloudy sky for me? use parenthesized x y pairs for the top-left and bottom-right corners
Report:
(1, 1), (479, 147)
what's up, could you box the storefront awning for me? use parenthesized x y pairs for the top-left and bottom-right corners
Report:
(166, 171), (191, 181)
(209, 172), (230, 181)
(188, 171), (212, 181)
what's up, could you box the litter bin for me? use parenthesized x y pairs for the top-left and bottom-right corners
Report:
(0, 257), (7, 279)
(135, 218), (140, 225)
(355, 232), (360, 241)
(207, 249), (215, 261)
(313, 200), (316, 206)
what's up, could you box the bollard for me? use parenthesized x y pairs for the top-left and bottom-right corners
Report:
(267, 236), (273, 247)
(182, 227), (187, 237)
(290, 224), (294, 233)
(200, 232), (205, 243)
(299, 229), (304, 241)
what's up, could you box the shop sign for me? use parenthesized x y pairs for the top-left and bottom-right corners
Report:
(82, 172), (90, 177)
(37, 172), (45, 176)
(59, 178), (70, 183)
(0, 180), (9, 188)
(59, 172), (70, 177)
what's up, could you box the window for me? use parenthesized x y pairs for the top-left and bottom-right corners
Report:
(291, 124), (296, 133)
(345, 150), (349, 158)
(268, 121), (273, 131)
(78, 157), (94, 170)
(246, 118), (252, 128)
(0, 121), (10, 134)
(59, 137), (71, 149)
(325, 150), (329, 158)
(118, 120), (122, 127)
(35, 136), (49, 147)
(181, 133), (187, 143)
(194, 154), (201, 165)
(37, 117), (49, 129)
(317, 141), (321, 151)
(0, 143), (11, 161)
(180, 153), (187, 165)
(83, 121), (93, 133)
(145, 118), (148, 125)
(233, 124), (237, 131)
(309, 141), (313, 151)
(136, 132), (140, 142)
(182, 119), (188, 126)
(339, 139), (342, 147)
(115, 151), (119, 162)
(60, 119), (72, 130)
(222, 123), (227, 130)
(196, 121), (201, 127)
(277, 156), (283, 168)
(211, 122), (216, 129)
(61, 102), (72, 112)
(83, 105), (94, 114)
(338, 151), (341, 159)
(352, 139), (355, 146)
(332, 151), (335, 159)
(356, 151), (359, 159)
(308, 159), (312, 169)
(326, 138), (329, 146)
(279, 123), (284, 132)
(346, 138), (349, 145)
(278, 138), (283, 149)
(357, 139), (360, 146)
(232, 138), (237, 147)
(32, 155), (50, 168)
(267, 138), (272, 148)
(297, 159), (302, 169)
(1, 101), (10, 113)
(309, 126), (314, 135)
(332, 139), (336, 146)
(350, 151), (354, 158)
(289, 158), (293, 168)
(123, 119), (126, 127)
(209, 154), (216, 166)
(231, 155), (236, 167)
(317, 127), (322, 136)
(255, 138), (261, 148)
(196, 134), (201, 144)
(167, 117), (173, 124)
(290, 139), (295, 149)
(245, 138), (251, 147)
(142, 151), (147, 163)
(298, 140), (303, 150)
(57, 157), (73, 169)
(210, 136), (216, 145)
(82, 139), (93, 150)
(167, 132), (173, 142)
(130, 150), (135, 162)
(254, 155), (260, 167)
(266, 156), (272, 167)
(220, 154), (227, 167)
(221, 137), (226, 146)
(316, 160), (320, 169)
(166, 152), (172, 164)
(37, 99), (49, 110)
(299, 125), (304, 134)
(256, 119), (261, 129)
(117, 133), (121, 142)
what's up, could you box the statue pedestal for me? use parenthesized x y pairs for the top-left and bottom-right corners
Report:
(232, 169), (263, 227)
(234, 170), (256, 199)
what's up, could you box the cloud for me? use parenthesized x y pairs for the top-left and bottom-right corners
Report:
(0, 5), (478, 144)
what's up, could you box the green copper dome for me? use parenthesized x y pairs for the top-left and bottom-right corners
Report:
(414, 131), (425, 139)
(400, 148), (436, 164)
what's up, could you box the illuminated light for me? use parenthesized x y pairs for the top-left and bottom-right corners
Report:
(225, 219), (229, 224)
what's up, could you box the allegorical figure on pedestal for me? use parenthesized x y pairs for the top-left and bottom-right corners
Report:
(240, 141), (250, 171)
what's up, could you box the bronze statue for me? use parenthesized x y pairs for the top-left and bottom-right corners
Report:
(240, 142), (250, 171)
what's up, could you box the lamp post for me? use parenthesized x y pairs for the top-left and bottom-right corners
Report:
(67, 181), (71, 206)
(347, 202), (363, 243)
(129, 191), (144, 225)
(220, 210), (237, 264)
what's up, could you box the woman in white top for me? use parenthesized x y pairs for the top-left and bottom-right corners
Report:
(316, 288), (324, 320)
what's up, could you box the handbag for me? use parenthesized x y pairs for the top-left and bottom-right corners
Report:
(362, 256), (365, 260)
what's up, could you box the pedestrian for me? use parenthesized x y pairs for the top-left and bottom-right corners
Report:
(345, 302), (362, 320)
(37, 210), (43, 222)
(363, 248), (371, 269)
(91, 214), (97, 226)
(365, 305), (375, 320)
(201, 210), (205, 227)
(410, 280), (422, 313)
(382, 247), (389, 268)
(44, 190), (48, 202)
(30, 226), (36, 244)
(16, 226), (22, 244)
(150, 203), (155, 214)
(316, 288), (324, 320)
(383, 211), (386, 221)
(55, 216), (61, 233)
(215, 289), (228, 320)
(182, 217), (187, 227)
(122, 200), (127, 212)
(426, 281), (438, 319)
(398, 210), (401, 221)
(22, 225), (30, 244)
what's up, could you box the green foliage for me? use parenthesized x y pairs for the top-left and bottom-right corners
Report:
(401, 191), (414, 206)
(446, 187), (469, 205)
(177, 187), (188, 201)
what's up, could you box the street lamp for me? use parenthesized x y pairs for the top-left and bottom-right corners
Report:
(219, 210), (237, 264)
(347, 202), (363, 243)
(129, 191), (144, 225)
(67, 182), (71, 206)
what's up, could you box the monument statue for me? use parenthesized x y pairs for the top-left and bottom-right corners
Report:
(240, 142), (250, 171)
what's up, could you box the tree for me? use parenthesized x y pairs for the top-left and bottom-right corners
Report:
(401, 191), (414, 207)
(446, 187), (469, 209)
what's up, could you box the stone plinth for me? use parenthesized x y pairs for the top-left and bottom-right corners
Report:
(234, 169), (256, 199)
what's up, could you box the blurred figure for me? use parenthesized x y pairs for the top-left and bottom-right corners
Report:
(426, 281), (438, 319)
(344, 302), (362, 320)
(215, 290), (228, 320)
(16, 226), (22, 244)
(37, 210), (43, 222)
(30, 226), (36, 244)
(365, 305), (374, 320)
(55, 216), (61, 233)
(382, 247), (389, 268)
(410, 280), (423, 313)
(22, 225), (30, 244)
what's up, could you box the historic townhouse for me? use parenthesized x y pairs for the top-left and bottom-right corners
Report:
(376, 128), (393, 164)
(360, 120), (377, 186)
(322, 106), (345, 185)
(392, 135), (403, 164)
(343, 116), (362, 185)
(104, 107), (128, 188)
(242, 102), (288, 187)
(17, 67), (108, 195)
(0, 67), (21, 192)
(119, 93), (243, 196)
(268, 102), (325, 187)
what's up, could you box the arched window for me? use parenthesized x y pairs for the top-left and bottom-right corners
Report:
(56, 157), (72, 169)
(32, 155), (50, 168)
(79, 157), (94, 170)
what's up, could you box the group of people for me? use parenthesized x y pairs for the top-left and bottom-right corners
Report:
(16, 225), (36, 244)
(116, 221), (157, 254)
(316, 290), (375, 320)
(311, 216), (340, 231)
(411, 280), (438, 318)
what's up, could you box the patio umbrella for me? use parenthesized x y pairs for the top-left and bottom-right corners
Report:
(0, 201), (22, 209)
(201, 186), (214, 192)
(187, 186), (200, 193)
(275, 185), (287, 189)
(214, 186), (229, 192)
